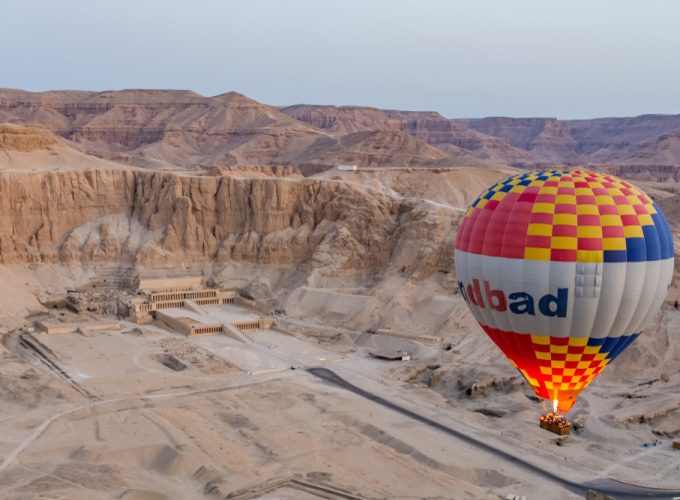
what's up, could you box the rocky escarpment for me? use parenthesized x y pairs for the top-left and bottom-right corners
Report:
(280, 104), (406, 135)
(459, 115), (680, 165)
(0, 168), (458, 281)
(284, 105), (532, 164)
(296, 129), (453, 168)
(0, 124), (59, 151)
(6, 88), (680, 169)
(0, 90), (482, 170)
(615, 132), (680, 166)
(567, 114), (680, 158)
(0, 90), (335, 169)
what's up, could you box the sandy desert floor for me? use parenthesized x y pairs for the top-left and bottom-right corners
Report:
(1, 291), (679, 500)
(0, 324), (571, 500)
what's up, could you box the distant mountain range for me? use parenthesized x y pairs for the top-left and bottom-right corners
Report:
(2, 88), (680, 172)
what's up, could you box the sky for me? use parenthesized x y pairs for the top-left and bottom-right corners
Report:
(1, 0), (679, 119)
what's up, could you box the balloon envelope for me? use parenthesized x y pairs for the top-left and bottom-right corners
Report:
(454, 170), (674, 412)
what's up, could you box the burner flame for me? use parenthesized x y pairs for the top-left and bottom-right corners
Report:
(553, 399), (558, 413)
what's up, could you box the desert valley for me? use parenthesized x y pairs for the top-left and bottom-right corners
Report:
(0, 88), (678, 500)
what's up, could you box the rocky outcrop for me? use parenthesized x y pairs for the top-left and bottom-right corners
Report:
(457, 114), (680, 165)
(529, 119), (579, 162)
(567, 114), (680, 158)
(0, 124), (59, 151)
(0, 89), (333, 169)
(0, 168), (457, 281)
(457, 117), (558, 151)
(281, 104), (405, 135)
(284, 105), (532, 164)
(615, 132), (680, 165)
(456, 117), (581, 163)
(297, 129), (452, 167)
(0, 170), (136, 263)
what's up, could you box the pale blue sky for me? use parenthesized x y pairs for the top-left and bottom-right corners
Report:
(1, 0), (678, 118)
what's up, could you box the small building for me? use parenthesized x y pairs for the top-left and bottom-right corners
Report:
(35, 320), (122, 335)
(336, 165), (358, 171)
(368, 349), (411, 361)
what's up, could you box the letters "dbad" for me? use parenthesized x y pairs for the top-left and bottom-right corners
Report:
(458, 279), (568, 318)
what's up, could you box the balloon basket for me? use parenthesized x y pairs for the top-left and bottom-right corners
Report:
(539, 413), (571, 435)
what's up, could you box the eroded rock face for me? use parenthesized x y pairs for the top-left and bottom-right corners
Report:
(0, 168), (453, 279)
(0, 124), (59, 152)
(5, 89), (680, 169)
(0, 90), (484, 170)
(283, 105), (533, 164)
(0, 169), (136, 263)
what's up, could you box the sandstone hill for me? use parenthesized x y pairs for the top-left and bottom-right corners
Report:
(0, 123), (59, 151)
(458, 114), (680, 165)
(0, 123), (133, 172)
(0, 89), (495, 172)
(282, 104), (534, 165)
(284, 104), (680, 167)
(6, 88), (680, 172)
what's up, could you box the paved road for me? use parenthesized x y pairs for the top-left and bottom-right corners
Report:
(307, 367), (680, 500)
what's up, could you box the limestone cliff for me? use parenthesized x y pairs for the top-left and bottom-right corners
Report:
(0, 168), (457, 281)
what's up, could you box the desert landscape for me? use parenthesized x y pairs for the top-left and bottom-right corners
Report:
(0, 88), (678, 500)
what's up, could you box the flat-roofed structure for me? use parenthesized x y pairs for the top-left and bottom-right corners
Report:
(36, 320), (122, 335)
(155, 303), (274, 337)
(129, 278), (274, 338)
(130, 287), (241, 323)
(368, 349), (411, 361)
(137, 276), (203, 291)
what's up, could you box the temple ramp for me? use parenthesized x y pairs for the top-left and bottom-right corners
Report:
(184, 300), (207, 315)
(222, 323), (253, 344)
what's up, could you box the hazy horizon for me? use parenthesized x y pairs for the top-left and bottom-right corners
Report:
(1, 0), (679, 119)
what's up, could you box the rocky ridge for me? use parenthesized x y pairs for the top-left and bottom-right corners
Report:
(0, 167), (468, 286)
(5, 88), (680, 171)
(0, 89), (486, 171)
(0, 123), (59, 152)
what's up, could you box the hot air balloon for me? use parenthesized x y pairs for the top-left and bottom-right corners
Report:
(454, 169), (674, 428)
